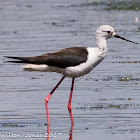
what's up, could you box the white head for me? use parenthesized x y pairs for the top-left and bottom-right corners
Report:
(96, 25), (138, 44)
(96, 25), (115, 40)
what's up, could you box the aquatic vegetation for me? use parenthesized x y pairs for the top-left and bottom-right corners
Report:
(119, 76), (140, 81)
(2, 124), (25, 127)
(52, 22), (58, 26)
(78, 0), (140, 10)
(117, 61), (140, 63)
(99, 98), (134, 101)
(76, 102), (140, 110)
(26, 5), (32, 8)
(106, 1), (140, 10)
(119, 76), (130, 81)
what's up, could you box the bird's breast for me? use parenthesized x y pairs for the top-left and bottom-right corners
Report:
(64, 47), (106, 78)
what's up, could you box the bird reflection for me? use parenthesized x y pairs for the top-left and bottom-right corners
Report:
(46, 124), (74, 140)
(46, 124), (50, 140)
(69, 124), (74, 140)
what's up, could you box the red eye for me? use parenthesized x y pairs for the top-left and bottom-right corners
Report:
(107, 31), (111, 34)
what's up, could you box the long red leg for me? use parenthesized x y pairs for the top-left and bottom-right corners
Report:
(45, 76), (65, 125)
(68, 78), (75, 124)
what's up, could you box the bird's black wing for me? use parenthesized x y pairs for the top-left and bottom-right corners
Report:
(4, 47), (88, 68)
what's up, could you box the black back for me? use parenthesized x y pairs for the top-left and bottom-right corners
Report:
(4, 47), (88, 68)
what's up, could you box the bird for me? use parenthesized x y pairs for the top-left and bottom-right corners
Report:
(4, 25), (138, 124)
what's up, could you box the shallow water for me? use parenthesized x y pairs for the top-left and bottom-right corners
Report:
(0, 0), (140, 140)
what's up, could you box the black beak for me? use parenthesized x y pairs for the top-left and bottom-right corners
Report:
(115, 34), (138, 44)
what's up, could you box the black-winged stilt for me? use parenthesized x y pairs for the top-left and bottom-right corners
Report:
(4, 25), (138, 124)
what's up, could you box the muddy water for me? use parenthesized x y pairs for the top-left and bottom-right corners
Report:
(0, 0), (140, 140)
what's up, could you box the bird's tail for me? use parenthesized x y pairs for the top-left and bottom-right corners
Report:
(4, 56), (30, 63)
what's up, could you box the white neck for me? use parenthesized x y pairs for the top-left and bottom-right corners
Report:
(95, 36), (107, 51)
